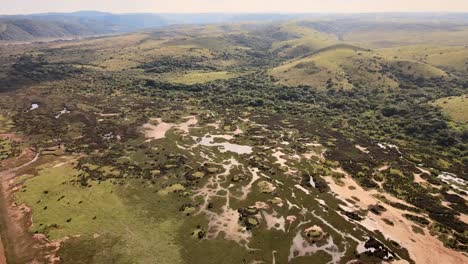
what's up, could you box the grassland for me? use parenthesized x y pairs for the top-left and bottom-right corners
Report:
(0, 17), (467, 264)
(15, 161), (185, 264)
(269, 40), (456, 89)
(379, 45), (468, 73)
(271, 46), (426, 89)
(164, 71), (243, 85)
(344, 26), (468, 48)
(434, 95), (468, 124)
(270, 22), (338, 58)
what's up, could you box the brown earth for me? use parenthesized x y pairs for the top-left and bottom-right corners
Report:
(0, 142), (60, 263)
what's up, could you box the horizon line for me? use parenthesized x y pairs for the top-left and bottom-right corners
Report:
(2, 10), (468, 16)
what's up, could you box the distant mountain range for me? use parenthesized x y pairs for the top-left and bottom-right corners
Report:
(0, 11), (298, 41)
(1, 11), (468, 41)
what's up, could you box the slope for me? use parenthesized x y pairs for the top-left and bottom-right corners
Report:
(269, 44), (448, 90)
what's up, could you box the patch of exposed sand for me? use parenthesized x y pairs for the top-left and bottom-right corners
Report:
(1, 175), (58, 263)
(258, 180), (276, 193)
(288, 230), (345, 263)
(413, 167), (441, 188)
(33, 234), (67, 264)
(326, 168), (468, 264)
(305, 143), (326, 158)
(143, 116), (198, 140)
(252, 201), (269, 210)
(195, 134), (252, 155)
(457, 213), (468, 224)
(302, 143), (326, 161)
(232, 127), (243, 135)
(438, 172), (467, 193)
(417, 167), (431, 175)
(193, 158), (252, 245)
(272, 150), (288, 167)
(295, 184), (310, 195)
(287, 215), (297, 223)
(238, 167), (261, 200)
(54, 108), (70, 119)
(95, 112), (120, 117)
(262, 210), (285, 232)
(378, 165), (390, 171)
(272, 149), (301, 175)
(413, 173), (426, 184)
(355, 145), (370, 154)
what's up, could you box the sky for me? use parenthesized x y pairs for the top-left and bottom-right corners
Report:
(1, 0), (468, 15)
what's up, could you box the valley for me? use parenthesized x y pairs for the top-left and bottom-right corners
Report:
(0, 14), (467, 264)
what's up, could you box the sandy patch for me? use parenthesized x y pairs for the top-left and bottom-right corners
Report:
(96, 112), (120, 117)
(302, 143), (326, 161)
(355, 145), (370, 154)
(326, 168), (468, 264)
(238, 167), (261, 200)
(195, 134), (252, 155)
(295, 184), (310, 195)
(438, 172), (467, 193)
(193, 158), (252, 245)
(378, 165), (390, 171)
(143, 116), (198, 140)
(262, 210), (286, 231)
(288, 230), (344, 263)
(54, 108), (70, 119)
(252, 202), (269, 210)
(287, 215), (297, 223)
(232, 127), (243, 135)
(272, 150), (288, 167)
(413, 173), (426, 184)
(258, 180), (276, 193)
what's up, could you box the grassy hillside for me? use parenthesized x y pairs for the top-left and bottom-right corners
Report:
(270, 22), (338, 58)
(298, 19), (468, 48)
(379, 45), (468, 74)
(164, 71), (244, 85)
(434, 95), (468, 124)
(344, 26), (468, 48)
(269, 44), (447, 89)
(0, 19), (97, 41)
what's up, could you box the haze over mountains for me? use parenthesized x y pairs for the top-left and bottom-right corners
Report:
(1, 11), (468, 42)
(0, 11), (294, 41)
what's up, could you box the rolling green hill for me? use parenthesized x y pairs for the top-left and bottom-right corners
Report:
(434, 95), (468, 124)
(269, 44), (450, 89)
(298, 18), (468, 48)
(379, 45), (468, 74)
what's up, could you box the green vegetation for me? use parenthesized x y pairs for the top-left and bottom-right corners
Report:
(434, 95), (468, 124)
(15, 163), (184, 263)
(167, 71), (243, 85)
(1, 16), (467, 264)
(0, 138), (18, 161)
(0, 114), (14, 133)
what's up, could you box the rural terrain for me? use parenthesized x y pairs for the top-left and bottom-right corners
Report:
(0, 13), (467, 264)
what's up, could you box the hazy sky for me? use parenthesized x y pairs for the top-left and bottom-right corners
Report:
(1, 0), (468, 15)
